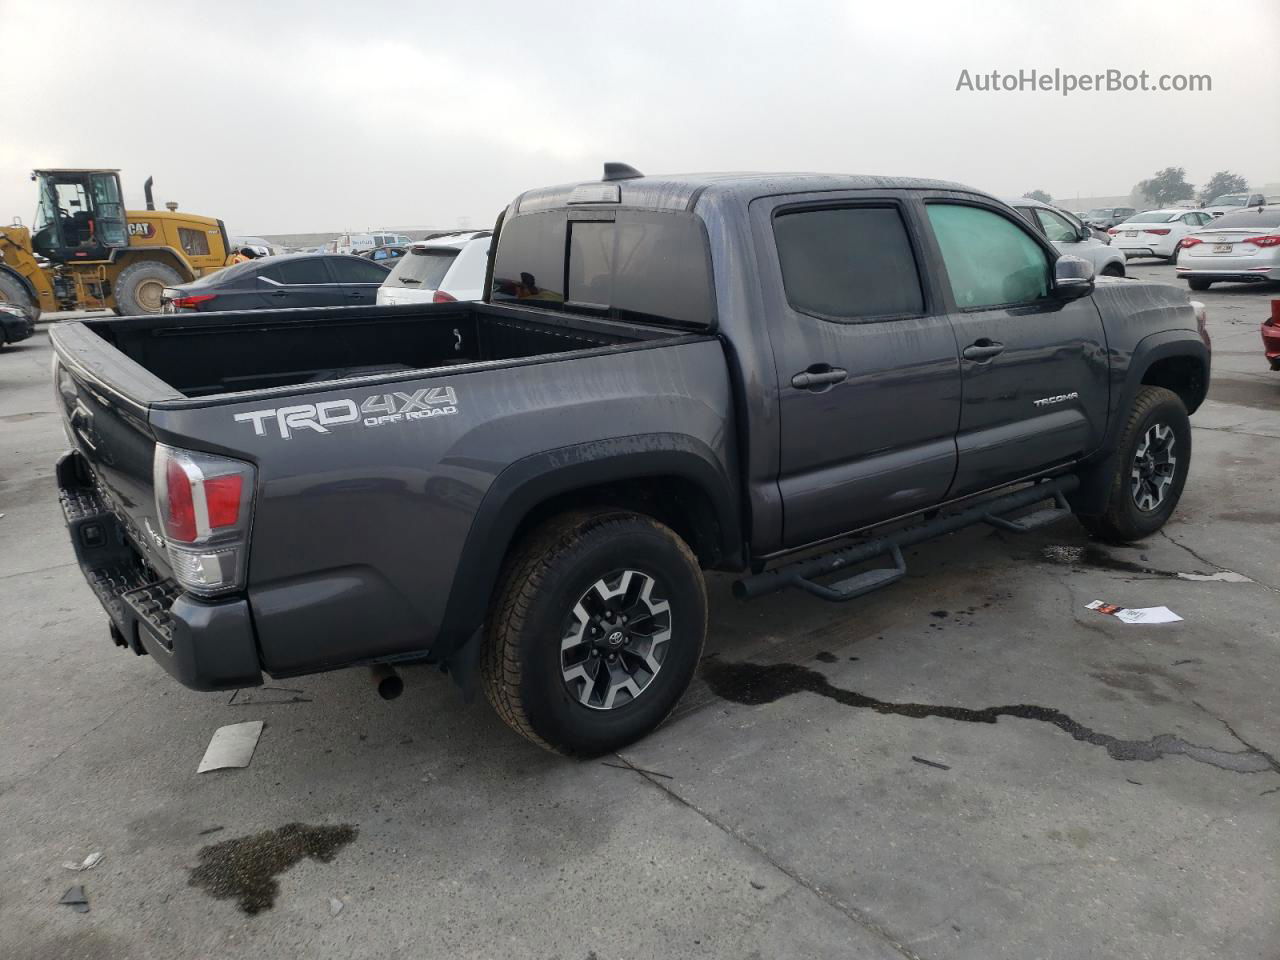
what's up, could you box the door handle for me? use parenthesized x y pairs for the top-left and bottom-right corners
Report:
(962, 339), (1005, 362)
(791, 365), (848, 389)
(269, 291), (288, 298)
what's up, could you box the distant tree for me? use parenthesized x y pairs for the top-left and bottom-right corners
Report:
(1135, 167), (1194, 207)
(1198, 171), (1249, 203)
(1023, 189), (1053, 203)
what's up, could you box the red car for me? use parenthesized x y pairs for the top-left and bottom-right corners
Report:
(1264, 300), (1280, 371)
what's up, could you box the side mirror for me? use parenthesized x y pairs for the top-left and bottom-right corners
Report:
(1054, 254), (1095, 299)
(1075, 224), (1094, 242)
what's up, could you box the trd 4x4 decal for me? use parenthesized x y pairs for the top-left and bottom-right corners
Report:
(233, 387), (458, 439)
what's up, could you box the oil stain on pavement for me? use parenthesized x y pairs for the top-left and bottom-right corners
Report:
(189, 822), (358, 914)
(702, 660), (1280, 776)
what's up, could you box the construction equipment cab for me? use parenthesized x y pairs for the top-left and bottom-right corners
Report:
(0, 169), (232, 318)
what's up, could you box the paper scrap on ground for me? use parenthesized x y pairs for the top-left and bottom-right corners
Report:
(1177, 570), (1251, 583)
(1087, 600), (1183, 624)
(197, 721), (264, 773)
(62, 852), (103, 872)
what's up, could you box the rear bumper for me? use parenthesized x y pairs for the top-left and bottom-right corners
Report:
(56, 450), (262, 691)
(1176, 265), (1280, 283)
(1262, 322), (1280, 370)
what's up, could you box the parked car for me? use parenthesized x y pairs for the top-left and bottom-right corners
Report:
(1202, 192), (1268, 218)
(1261, 300), (1280, 371)
(1108, 209), (1214, 261)
(50, 168), (1210, 755)
(359, 245), (407, 266)
(1175, 207), (1280, 290)
(160, 253), (390, 312)
(377, 232), (491, 305)
(1082, 206), (1136, 229)
(229, 235), (280, 257)
(1008, 198), (1126, 276)
(0, 301), (35, 346)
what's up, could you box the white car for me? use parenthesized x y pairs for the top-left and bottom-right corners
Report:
(1202, 192), (1269, 218)
(1006, 198), (1127, 277)
(376, 232), (491, 305)
(1175, 207), (1280, 291)
(1108, 209), (1214, 261)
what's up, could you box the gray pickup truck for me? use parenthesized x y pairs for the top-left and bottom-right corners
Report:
(51, 166), (1211, 755)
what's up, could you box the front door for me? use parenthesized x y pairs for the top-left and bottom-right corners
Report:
(921, 199), (1109, 497)
(752, 193), (962, 549)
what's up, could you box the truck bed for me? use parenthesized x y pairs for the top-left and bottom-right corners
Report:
(80, 301), (669, 399)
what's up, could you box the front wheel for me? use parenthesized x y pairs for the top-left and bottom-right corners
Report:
(1078, 386), (1191, 543)
(481, 510), (707, 755)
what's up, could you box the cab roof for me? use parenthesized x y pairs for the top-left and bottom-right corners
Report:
(512, 170), (977, 216)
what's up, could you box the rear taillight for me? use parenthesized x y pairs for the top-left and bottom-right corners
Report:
(432, 290), (457, 303)
(1143, 229), (1171, 236)
(1180, 236), (1203, 247)
(153, 444), (255, 596)
(1107, 228), (1118, 235)
(171, 294), (217, 310)
(1244, 235), (1280, 248)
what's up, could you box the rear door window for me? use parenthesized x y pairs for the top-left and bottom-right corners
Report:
(262, 258), (330, 285)
(772, 206), (924, 320)
(328, 257), (391, 283)
(386, 247), (460, 288)
(926, 203), (1050, 308)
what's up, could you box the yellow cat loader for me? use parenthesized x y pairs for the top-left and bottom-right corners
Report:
(0, 169), (233, 319)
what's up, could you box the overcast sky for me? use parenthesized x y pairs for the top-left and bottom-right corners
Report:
(2, 0), (1277, 234)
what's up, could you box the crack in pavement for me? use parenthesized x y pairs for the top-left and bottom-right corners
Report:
(1158, 529), (1280, 595)
(701, 660), (1280, 777)
(609, 753), (929, 960)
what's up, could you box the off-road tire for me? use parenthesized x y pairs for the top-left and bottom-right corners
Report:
(113, 260), (183, 315)
(0, 272), (39, 324)
(1078, 386), (1191, 543)
(481, 510), (707, 756)
(1187, 278), (1212, 292)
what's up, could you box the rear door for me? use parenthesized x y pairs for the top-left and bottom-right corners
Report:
(325, 256), (391, 305)
(751, 192), (962, 548)
(258, 257), (343, 307)
(920, 198), (1109, 496)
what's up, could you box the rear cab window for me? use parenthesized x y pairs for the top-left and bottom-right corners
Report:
(492, 210), (714, 327)
(926, 203), (1050, 308)
(771, 206), (924, 320)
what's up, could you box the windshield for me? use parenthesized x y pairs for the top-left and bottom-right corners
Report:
(1209, 194), (1247, 207)
(385, 246), (458, 288)
(1122, 212), (1179, 223)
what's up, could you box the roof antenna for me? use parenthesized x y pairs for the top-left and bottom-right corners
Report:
(603, 162), (644, 182)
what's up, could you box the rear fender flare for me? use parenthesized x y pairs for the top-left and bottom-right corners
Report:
(434, 434), (738, 665)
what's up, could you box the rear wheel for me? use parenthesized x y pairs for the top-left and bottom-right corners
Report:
(0, 272), (40, 324)
(113, 260), (183, 315)
(1079, 386), (1191, 543)
(481, 510), (707, 755)
(1187, 278), (1212, 291)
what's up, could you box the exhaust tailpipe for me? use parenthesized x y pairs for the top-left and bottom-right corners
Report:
(143, 176), (155, 211)
(370, 663), (403, 700)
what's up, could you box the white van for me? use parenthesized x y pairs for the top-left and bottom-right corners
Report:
(377, 232), (491, 305)
(334, 231), (413, 255)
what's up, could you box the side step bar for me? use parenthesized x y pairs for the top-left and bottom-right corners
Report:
(733, 476), (1079, 603)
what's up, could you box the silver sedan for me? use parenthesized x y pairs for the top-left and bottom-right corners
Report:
(1175, 208), (1280, 291)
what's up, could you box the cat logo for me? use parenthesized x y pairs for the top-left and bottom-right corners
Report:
(127, 222), (156, 238)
